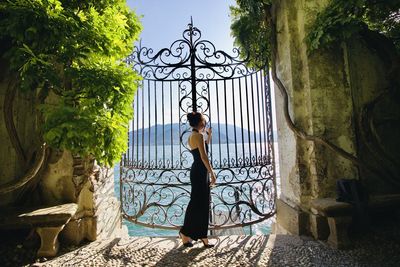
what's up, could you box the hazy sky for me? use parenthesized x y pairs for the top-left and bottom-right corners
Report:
(124, 1), (276, 136)
(124, 0), (278, 167)
(127, 0), (236, 52)
(126, 0), (245, 128)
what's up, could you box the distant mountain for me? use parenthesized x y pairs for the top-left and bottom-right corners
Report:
(129, 123), (277, 146)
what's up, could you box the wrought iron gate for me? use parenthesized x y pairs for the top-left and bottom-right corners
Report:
(120, 22), (276, 230)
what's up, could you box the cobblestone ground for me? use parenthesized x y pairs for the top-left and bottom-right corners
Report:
(1, 221), (399, 267)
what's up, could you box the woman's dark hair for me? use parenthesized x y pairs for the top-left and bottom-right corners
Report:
(187, 112), (202, 127)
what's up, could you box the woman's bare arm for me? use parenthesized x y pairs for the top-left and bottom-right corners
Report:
(204, 127), (212, 144)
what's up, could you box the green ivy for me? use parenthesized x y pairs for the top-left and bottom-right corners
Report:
(230, 0), (399, 65)
(0, 0), (142, 166)
(230, 0), (272, 68)
(306, 0), (400, 53)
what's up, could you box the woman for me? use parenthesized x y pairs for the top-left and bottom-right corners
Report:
(179, 112), (216, 248)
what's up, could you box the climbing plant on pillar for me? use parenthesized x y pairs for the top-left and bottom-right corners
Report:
(230, 0), (400, 188)
(0, 0), (142, 194)
(306, 0), (400, 54)
(305, 0), (400, 188)
(230, 0), (272, 68)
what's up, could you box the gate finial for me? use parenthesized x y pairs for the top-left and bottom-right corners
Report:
(189, 16), (193, 28)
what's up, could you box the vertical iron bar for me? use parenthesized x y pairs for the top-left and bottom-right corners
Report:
(189, 24), (197, 112)
(179, 81), (182, 167)
(245, 76), (252, 162)
(127, 103), (130, 164)
(131, 93), (135, 166)
(260, 70), (268, 163)
(207, 80), (213, 165)
(127, 125), (130, 164)
(170, 81), (174, 167)
(148, 79), (151, 165)
(255, 71), (263, 162)
(250, 74), (258, 165)
(154, 80), (158, 167)
(162, 81), (165, 168)
(239, 78), (245, 162)
(141, 80), (145, 167)
(224, 79), (230, 167)
(266, 70), (274, 161)
(119, 159), (123, 219)
(216, 80), (222, 168)
(136, 82), (140, 167)
(232, 78), (238, 167)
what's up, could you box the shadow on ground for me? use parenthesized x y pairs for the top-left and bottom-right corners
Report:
(0, 218), (399, 267)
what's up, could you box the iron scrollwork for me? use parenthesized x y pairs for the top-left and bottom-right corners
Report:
(121, 21), (276, 230)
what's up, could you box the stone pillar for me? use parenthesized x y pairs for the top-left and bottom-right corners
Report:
(273, 0), (359, 235)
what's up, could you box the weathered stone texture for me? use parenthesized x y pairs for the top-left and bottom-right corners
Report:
(40, 151), (76, 205)
(345, 36), (400, 194)
(275, 199), (308, 236)
(273, 0), (399, 236)
(274, 0), (358, 216)
(0, 77), (38, 206)
(40, 153), (123, 244)
(0, 65), (122, 244)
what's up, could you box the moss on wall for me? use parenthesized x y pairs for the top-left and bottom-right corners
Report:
(274, 0), (358, 210)
(345, 35), (400, 194)
(0, 64), (38, 206)
(274, 0), (399, 236)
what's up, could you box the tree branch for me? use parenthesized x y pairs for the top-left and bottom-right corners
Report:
(266, 5), (387, 183)
(0, 143), (48, 195)
(3, 77), (27, 164)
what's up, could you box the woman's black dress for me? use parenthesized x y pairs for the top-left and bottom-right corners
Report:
(180, 141), (210, 240)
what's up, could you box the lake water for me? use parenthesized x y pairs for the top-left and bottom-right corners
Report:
(114, 143), (279, 237)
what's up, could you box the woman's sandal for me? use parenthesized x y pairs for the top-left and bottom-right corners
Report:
(179, 231), (193, 247)
(201, 239), (215, 248)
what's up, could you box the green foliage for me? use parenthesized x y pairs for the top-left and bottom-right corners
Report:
(230, 0), (399, 64)
(230, 0), (272, 68)
(306, 0), (400, 52)
(0, 0), (142, 166)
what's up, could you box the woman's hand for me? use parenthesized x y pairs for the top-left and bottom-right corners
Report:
(210, 172), (216, 187)
(206, 127), (212, 136)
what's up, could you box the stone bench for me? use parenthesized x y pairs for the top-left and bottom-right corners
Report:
(310, 194), (400, 249)
(0, 203), (78, 257)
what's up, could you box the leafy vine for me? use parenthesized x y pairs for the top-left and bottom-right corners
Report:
(306, 0), (400, 53)
(0, 0), (143, 168)
(230, 0), (400, 187)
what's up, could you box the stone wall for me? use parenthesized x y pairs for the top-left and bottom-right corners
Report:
(0, 64), (39, 206)
(274, 0), (358, 234)
(0, 62), (124, 243)
(273, 0), (399, 235)
(345, 36), (400, 194)
(39, 152), (124, 244)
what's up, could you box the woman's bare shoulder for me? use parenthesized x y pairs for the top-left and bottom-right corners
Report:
(189, 132), (203, 147)
(191, 132), (204, 141)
